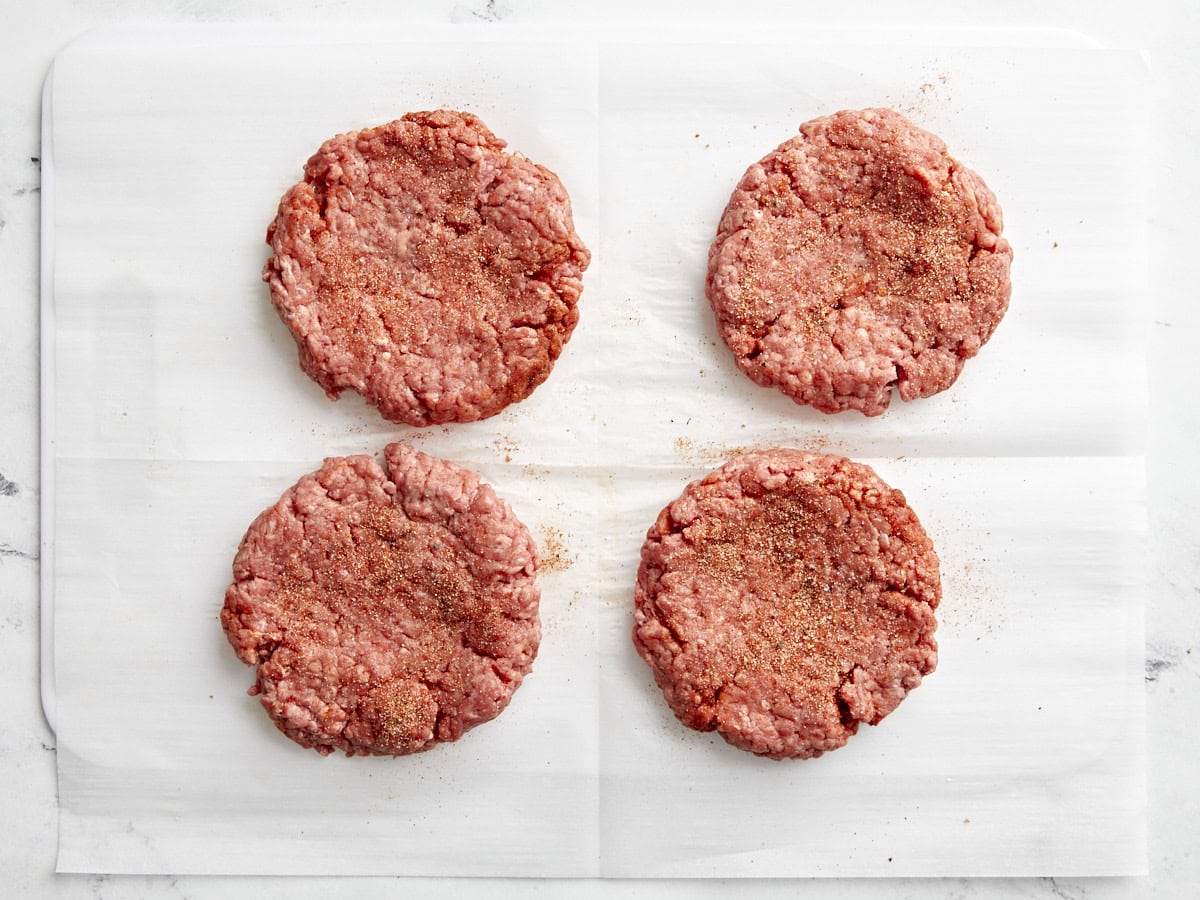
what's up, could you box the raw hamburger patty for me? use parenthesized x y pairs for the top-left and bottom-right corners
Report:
(706, 108), (1012, 416)
(632, 450), (940, 760)
(264, 109), (590, 426)
(221, 443), (540, 756)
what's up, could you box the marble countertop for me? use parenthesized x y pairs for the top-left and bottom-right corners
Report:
(3, 1), (1196, 896)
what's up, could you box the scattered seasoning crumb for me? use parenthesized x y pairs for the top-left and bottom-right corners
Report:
(803, 432), (837, 454)
(492, 434), (519, 463)
(539, 525), (574, 573)
(673, 436), (764, 467)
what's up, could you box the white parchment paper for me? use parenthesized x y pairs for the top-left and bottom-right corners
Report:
(47, 24), (1146, 876)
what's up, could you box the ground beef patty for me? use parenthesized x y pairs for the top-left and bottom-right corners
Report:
(221, 443), (539, 756)
(633, 450), (940, 760)
(707, 108), (1012, 416)
(264, 110), (590, 426)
